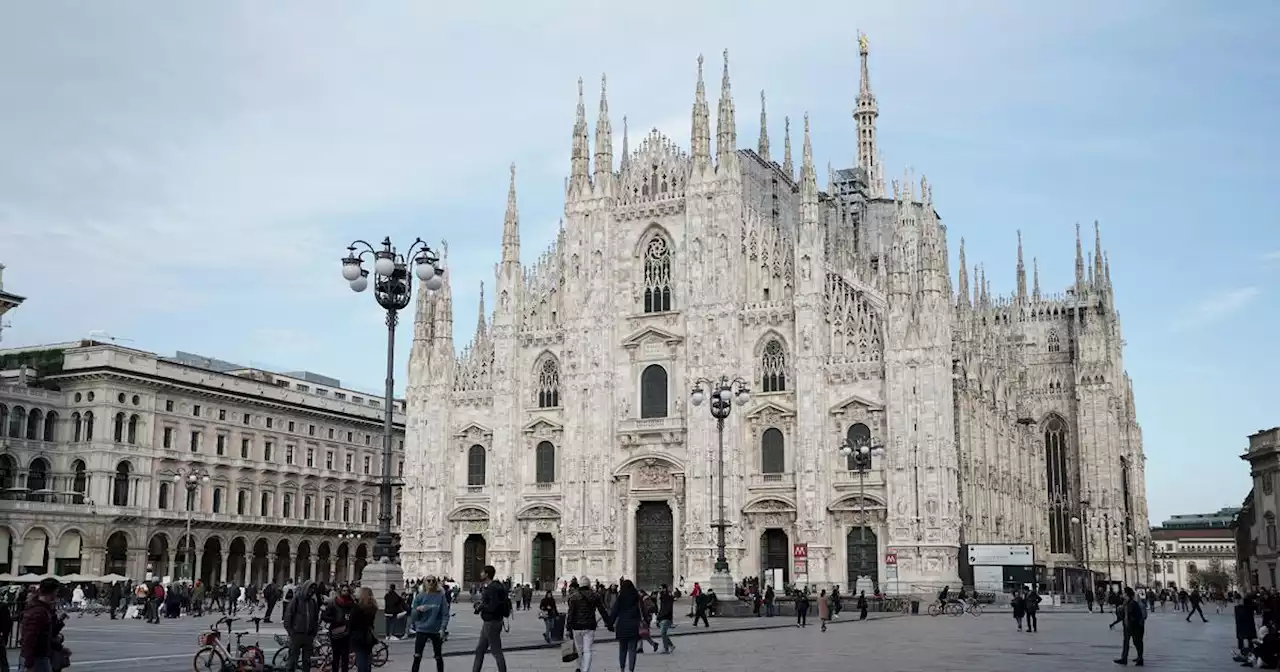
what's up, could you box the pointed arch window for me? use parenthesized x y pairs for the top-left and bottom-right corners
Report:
(536, 358), (561, 408)
(761, 428), (785, 474)
(1044, 416), (1072, 554)
(640, 364), (668, 419)
(467, 445), (487, 486)
(535, 441), (555, 483)
(1047, 330), (1061, 353)
(642, 235), (673, 313)
(760, 339), (787, 393)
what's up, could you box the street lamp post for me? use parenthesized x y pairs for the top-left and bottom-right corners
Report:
(690, 375), (750, 595)
(1072, 500), (1092, 597)
(1125, 534), (1135, 588)
(341, 237), (444, 605)
(161, 467), (209, 582)
(838, 430), (883, 593)
(1100, 512), (1114, 591)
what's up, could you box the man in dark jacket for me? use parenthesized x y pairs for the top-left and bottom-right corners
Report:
(283, 580), (321, 672)
(565, 577), (612, 670)
(20, 578), (69, 672)
(263, 582), (280, 623)
(471, 565), (508, 672)
(657, 585), (676, 653)
(1113, 586), (1145, 666)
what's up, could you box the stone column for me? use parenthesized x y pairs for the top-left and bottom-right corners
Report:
(220, 553), (230, 585)
(287, 554), (297, 583)
(167, 550), (178, 581)
(269, 556), (278, 584)
(195, 551), (205, 583)
(309, 556), (317, 582)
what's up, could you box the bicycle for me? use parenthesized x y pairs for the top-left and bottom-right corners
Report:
(193, 616), (266, 672)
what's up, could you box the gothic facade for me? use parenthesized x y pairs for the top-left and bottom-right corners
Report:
(400, 40), (1149, 593)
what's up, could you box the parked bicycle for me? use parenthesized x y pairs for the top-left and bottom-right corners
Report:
(193, 615), (266, 672)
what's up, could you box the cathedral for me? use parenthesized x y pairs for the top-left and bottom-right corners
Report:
(399, 37), (1149, 594)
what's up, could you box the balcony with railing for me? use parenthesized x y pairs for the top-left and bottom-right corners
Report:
(748, 472), (795, 491)
(832, 467), (885, 491)
(618, 415), (687, 437)
(526, 481), (562, 496)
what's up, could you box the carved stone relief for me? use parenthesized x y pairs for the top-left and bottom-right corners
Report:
(632, 459), (672, 490)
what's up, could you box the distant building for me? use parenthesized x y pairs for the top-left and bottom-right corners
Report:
(0, 264), (25, 343)
(1241, 427), (1280, 589)
(1150, 507), (1240, 590)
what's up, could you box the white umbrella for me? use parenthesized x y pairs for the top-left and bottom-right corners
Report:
(0, 573), (17, 582)
(99, 573), (129, 583)
(13, 573), (50, 583)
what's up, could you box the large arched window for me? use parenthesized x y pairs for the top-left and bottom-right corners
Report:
(761, 428), (785, 474)
(127, 414), (139, 444)
(1047, 330), (1061, 353)
(640, 364), (668, 419)
(536, 357), (560, 408)
(113, 412), (126, 442)
(535, 441), (555, 483)
(1044, 416), (1072, 554)
(0, 454), (15, 489)
(70, 460), (87, 503)
(7, 405), (24, 438)
(467, 445), (487, 486)
(112, 461), (131, 506)
(71, 412), (82, 442)
(25, 409), (42, 440)
(642, 234), (672, 313)
(760, 339), (787, 393)
(845, 423), (871, 470)
(83, 411), (94, 441)
(26, 457), (50, 491)
(212, 487), (223, 514)
(43, 412), (57, 442)
(158, 482), (171, 510)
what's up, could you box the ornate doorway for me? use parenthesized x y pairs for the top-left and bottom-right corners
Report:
(463, 534), (487, 584)
(531, 533), (556, 589)
(635, 502), (674, 591)
(846, 526), (878, 592)
(760, 528), (790, 586)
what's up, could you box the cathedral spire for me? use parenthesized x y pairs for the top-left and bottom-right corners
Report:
(569, 77), (591, 195)
(716, 49), (738, 173)
(855, 32), (884, 197)
(1032, 257), (1041, 300)
(1074, 222), (1085, 290)
(757, 90), (770, 162)
(619, 116), (630, 173)
(475, 281), (487, 340)
(594, 74), (613, 186)
(1093, 220), (1105, 286)
(782, 116), (794, 179)
(502, 163), (520, 265)
(1015, 230), (1027, 302)
(691, 54), (712, 170)
(799, 113), (818, 224)
(958, 237), (971, 309)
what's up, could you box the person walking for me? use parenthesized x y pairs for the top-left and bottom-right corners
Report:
(817, 589), (831, 632)
(409, 577), (450, 672)
(857, 591), (868, 620)
(1112, 586), (1145, 666)
(263, 582), (280, 624)
(566, 577), (612, 672)
(1012, 590), (1026, 631)
(1024, 587), (1041, 633)
(349, 587), (379, 672)
(323, 585), (355, 672)
(471, 565), (510, 672)
(282, 580), (322, 672)
(795, 591), (810, 627)
(19, 578), (70, 672)
(384, 586), (406, 641)
(1186, 588), (1208, 623)
(692, 589), (710, 628)
(609, 580), (647, 672)
(656, 585), (676, 654)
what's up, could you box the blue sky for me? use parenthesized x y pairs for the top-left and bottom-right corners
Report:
(0, 1), (1276, 526)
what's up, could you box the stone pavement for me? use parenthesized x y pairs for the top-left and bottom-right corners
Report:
(393, 609), (1246, 671)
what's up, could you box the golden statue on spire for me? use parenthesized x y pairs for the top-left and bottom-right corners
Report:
(858, 32), (869, 55)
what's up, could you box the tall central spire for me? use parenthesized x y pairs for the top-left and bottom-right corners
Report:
(569, 78), (592, 195)
(594, 74), (613, 186)
(716, 49), (737, 167)
(799, 113), (818, 224)
(854, 32), (884, 197)
(691, 54), (712, 170)
(1015, 230), (1027, 302)
(782, 116), (794, 178)
(502, 163), (520, 264)
(757, 90), (771, 162)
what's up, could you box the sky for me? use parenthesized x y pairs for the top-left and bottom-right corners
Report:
(0, 1), (1276, 527)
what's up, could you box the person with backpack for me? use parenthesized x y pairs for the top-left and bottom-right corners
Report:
(470, 565), (509, 672)
(1111, 586), (1145, 666)
(20, 578), (70, 672)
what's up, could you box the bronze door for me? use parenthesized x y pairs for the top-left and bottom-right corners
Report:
(635, 502), (674, 591)
(532, 533), (557, 588)
(846, 527), (878, 591)
(463, 534), (487, 584)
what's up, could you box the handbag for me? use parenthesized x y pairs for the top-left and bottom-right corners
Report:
(637, 603), (650, 639)
(50, 648), (71, 671)
(561, 638), (579, 663)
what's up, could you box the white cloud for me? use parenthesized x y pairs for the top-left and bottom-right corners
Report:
(1174, 287), (1261, 331)
(1264, 251), (1280, 262)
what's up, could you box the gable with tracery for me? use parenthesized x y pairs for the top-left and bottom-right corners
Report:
(824, 273), (883, 362)
(618, 129), (690, 211)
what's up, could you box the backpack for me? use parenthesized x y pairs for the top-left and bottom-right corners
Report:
(501, 590), (513, 618)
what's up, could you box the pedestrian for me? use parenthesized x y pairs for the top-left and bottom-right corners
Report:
(1111, 586), (1145, 666)
(1186, 588), (1208, 623)
(471, 565), (510, 672)
(538, 589), (559, 643)
(692, 589), (710, 627)
(349, 587), (379, 672)
(656, 584), (676, 654)
(263, 581), (280, 623)
(817, 589), (831, 632)
(383, 586), (406, 640)
(409, 577), (450, 672)
(1011, 590), (1026, 631)
(282, 581), (322, 672)
(19, 578), (71, 672)
(566, 577), (612, 672)
(857, 591), (868, 620)
(764, 586), (775, 618)
(1085, 587), (1095, 613)
(323, 585), (354, 672)
(795, 591), (810, 627)
(1024, 587), (1041, 633)
(609, 580), (646, 672)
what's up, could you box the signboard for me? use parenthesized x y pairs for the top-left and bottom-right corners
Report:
(967, 543), (1034, 566)
(973, 565), (1003, 592)
(885, 552), (897, 566)
(793, 543), (808, 576)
